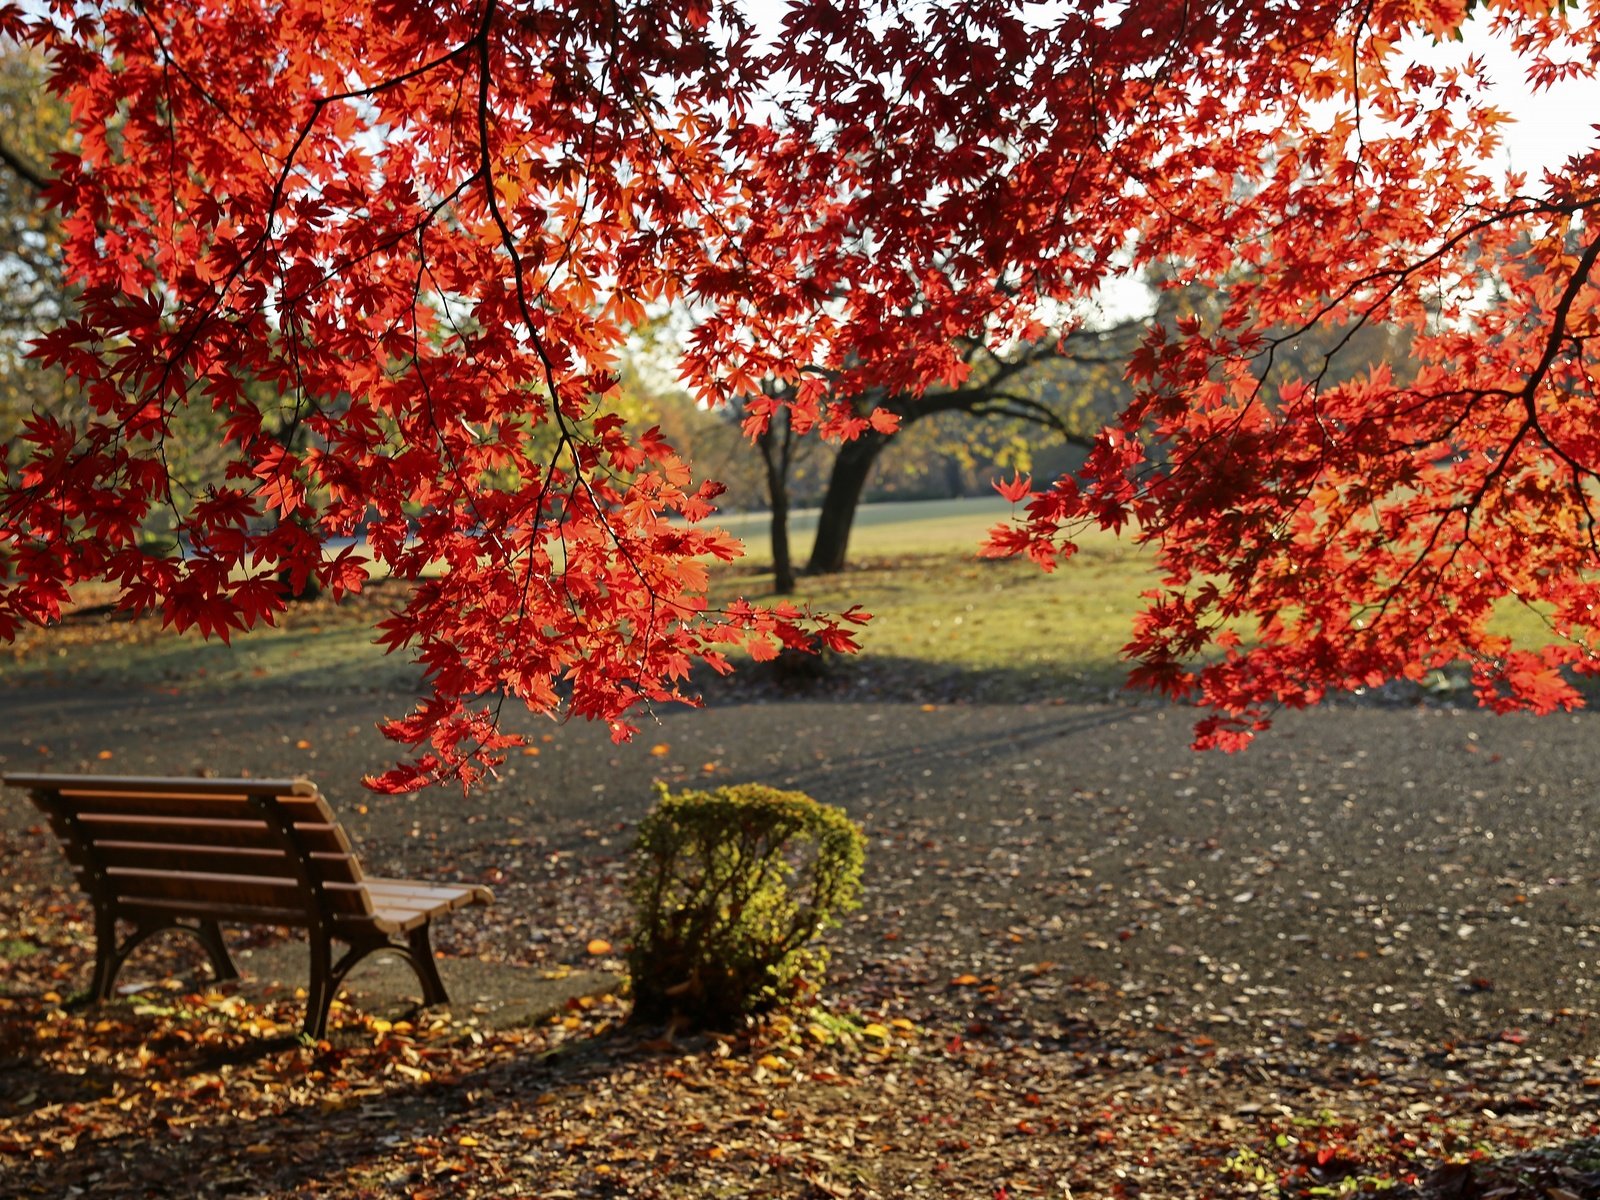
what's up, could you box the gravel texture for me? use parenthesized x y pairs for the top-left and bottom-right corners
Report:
(4, 684), (1598, 1059)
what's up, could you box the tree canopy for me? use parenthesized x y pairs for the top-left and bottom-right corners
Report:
(0, 46), (73, 444)
(1, 0), (1596, 786)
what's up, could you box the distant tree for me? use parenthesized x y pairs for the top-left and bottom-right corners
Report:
(754, 391), (806, 594)
(803, 320), (1145, 576)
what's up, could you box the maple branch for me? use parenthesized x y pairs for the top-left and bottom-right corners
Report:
(1269, 196), (1600, 356)
(52, 8), (479, 548)
(1138, 196), (1600, 572)
(968, 392), (1094, 445)
(406, 234), (485, 539)
(1379, 231), (1600, 516)
(466, 0), (682, 754)
(1348, 405), (1538, 656)
(1515, 230), (1600, 467)
(0, 136), (45, 191)
(1567, 465), (1600, 567)
(139, 7), (479, 158)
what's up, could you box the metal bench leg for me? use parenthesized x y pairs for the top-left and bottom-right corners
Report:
(322, 940), (377, 1033)
(304, 930), (334, 1041)
(93, 916), (240, 1002)
(89, 908), (120, 1003)
(406, 924), (449, 1007)
(195, 920), (239, 983)
(324, 930), (450, 1013)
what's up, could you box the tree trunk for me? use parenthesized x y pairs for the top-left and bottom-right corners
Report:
(756, 418), (796, 594)
(767, 485), (795, 595)
(805, 430), (889, 576)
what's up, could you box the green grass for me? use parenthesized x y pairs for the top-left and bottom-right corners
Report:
(2, 588), (417, 695)
(2, 497), (1154, 701)
(712, 512), (1155, 700)
(711, 496), (1023, 565)
(5, 495), (1587, 705)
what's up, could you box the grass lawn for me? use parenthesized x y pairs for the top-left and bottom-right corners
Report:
(6, 497), (1158, 700)
(712, 495), (1581, 702)
(4, 494), (1579, 703)
(711, 497), (1153, 699)
(711, 495), (1028, 563)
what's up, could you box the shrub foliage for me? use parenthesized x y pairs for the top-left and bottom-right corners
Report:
(627, 783), (865, 1027)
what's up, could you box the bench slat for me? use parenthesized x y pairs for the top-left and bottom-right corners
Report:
(115, 898), (435, 936)
(359, 906), (432, 933)
(365, 878), (494, 909)
(91, 841), (364, 886)
(5, 772), (313, 798)
(105, 868), (373, 916)
(68, 813), (354, 856)
(116, 895), (320, 928)
(77, 843), (291, 878)
(50, 792), (263, 821)
(54, 792), (334, 823)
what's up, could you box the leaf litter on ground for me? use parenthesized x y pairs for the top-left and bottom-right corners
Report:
(5, 851), (1600, 1199)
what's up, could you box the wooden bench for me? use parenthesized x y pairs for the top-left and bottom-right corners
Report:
(3, 772), (492, 1039)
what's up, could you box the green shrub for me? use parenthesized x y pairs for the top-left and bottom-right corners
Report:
(627, 782), (865, 1028)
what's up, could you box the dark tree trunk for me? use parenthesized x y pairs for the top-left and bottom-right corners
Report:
(805, 429), (890, 576)
(756, 414), (796, 594)
(943, 454), (966, 498)
(767, 480), (795, 595)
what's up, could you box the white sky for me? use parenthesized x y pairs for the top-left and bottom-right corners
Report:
(1404, 16), (1600, 182)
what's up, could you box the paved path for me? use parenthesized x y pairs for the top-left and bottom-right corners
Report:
(5, 686), (1599, 1055)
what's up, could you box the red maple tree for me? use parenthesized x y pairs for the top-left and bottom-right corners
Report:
(2, 0), (1595, 784)
(984, 1), (1600, 749)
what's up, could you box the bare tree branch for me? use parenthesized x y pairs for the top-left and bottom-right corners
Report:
(0, 136), (46, 192)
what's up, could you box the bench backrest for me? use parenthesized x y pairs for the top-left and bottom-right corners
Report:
(4, 773), (376, 927)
